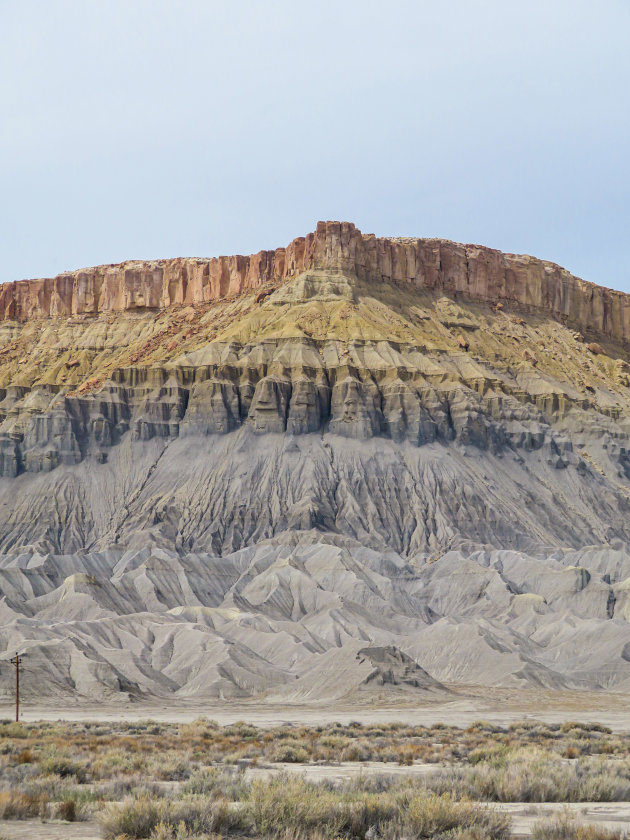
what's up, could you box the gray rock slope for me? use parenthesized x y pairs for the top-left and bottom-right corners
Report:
(1, 430), (630, 702)
(1, 532), (630, 700)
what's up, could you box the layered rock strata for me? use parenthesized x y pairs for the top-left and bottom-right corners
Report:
(1, 224), (630, 701)
(2, 222), (629, 346)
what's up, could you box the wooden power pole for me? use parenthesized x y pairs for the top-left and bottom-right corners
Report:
(9, 653), (22, 723)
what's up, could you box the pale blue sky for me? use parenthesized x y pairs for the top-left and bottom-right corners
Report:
(1, 1), (629, 290)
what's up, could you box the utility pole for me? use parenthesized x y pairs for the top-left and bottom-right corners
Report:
(9, 653), (22, 723)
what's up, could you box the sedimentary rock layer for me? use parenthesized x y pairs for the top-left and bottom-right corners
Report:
(2, 222), (629, 346)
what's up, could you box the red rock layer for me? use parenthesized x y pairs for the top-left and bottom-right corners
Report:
(1, 221), (628, 344)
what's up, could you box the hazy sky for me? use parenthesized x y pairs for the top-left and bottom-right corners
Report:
(1, 1), (629, 290)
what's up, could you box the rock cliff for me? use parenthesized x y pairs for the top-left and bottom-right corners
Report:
(2, 222), (629, 347)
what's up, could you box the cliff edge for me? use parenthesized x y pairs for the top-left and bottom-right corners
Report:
(2, 221), (628, 347)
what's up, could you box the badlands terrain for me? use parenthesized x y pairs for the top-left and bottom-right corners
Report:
(1, 221), (630, 706)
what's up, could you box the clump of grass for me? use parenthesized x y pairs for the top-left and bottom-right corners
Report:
(99, 775), (511, 839)
(0, 781), (94, 821)
(39, 753), (87, 781)
(393, 792), (510, 840)
(0, 789), (48, 819)
(153, 756), (192, 781)
(244, 774), (510, 839)
(55, 798), (76, 821)
(100, 796), (162, 838)
(396, 746), (415, 766)
(532, 811), (624, 839)
(100, 796), (229, 839)
(0, 723), (28, 740)
(245, 775), (361, 836)
(90, 775), (167, 802)
(425, 748), (630, 802)
(271, 742), (311, 763)
(182, 766), (249, 800)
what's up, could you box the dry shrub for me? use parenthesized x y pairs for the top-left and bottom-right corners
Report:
(425, 749), (630, 802)
(55, 798), (77, 821)
(560, 723), (612, 735)
(90, 746), (146, 778)
(245, 775), (346, 836)
(100, 795), (229, 839)
(397, 747), (414, 766)
(100, 796), (162, 838)
(245, 774), (403, 837)
(39, 753), (86, 780)
(0, 789), (48, 819)
(467, 746), (508, 765)
(153, 756), (192, 781)
(182, 766), (249, 800)
(270, 741), (311, 763)
(0, 723), (28, 740)
(244, 774), (510, 839)
(342, 741), (374, 762)
(532, 811), (623, 840)
(397, 793), (510, 840)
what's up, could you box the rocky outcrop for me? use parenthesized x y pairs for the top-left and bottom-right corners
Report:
(2, 222), (629, 347)
(357, 646), (448, 692)
(0, 333), (618, 480)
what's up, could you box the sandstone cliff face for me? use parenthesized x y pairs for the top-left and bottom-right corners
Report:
(2, 222), (628, 347)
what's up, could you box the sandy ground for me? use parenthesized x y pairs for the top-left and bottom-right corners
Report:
(247, 760), (438, 783)
(5, 687), (630, 730)
(0, 821), (102, 839)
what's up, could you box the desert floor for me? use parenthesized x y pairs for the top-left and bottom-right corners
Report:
(3, 691), (630, 838)
(4, 685), (630, 729)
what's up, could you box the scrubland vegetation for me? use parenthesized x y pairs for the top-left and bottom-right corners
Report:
(0, 718), (628, 838)
(531, 810), (625, 840)
(99, 776), (511, 840)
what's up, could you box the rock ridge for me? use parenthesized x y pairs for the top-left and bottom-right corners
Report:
(2, 221), (629, 345)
